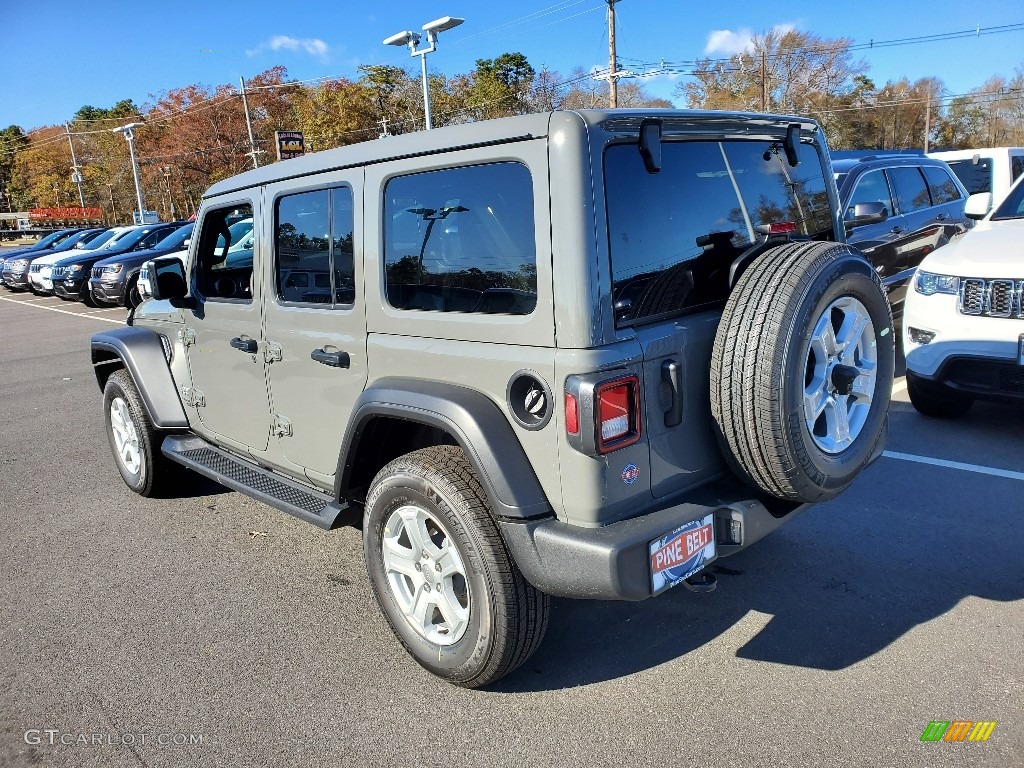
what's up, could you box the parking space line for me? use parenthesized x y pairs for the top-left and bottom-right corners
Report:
(0, 295), (123, 325)
(882, 450), (1024, 482)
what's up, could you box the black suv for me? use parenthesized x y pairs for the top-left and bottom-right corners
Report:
(52, 223), (183, 305)
(89, 223), (193, 308)
(833, 155), (972, 314)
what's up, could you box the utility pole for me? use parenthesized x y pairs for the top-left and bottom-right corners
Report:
(162, 166), (176, 219)
(239, 77), (261, 169)
(107, 183), (117, 223)
(924, 94), (931, 153)
(760, 50), (768, 112)
(65, 124), (86, 208)
(607, 0), (619, 108)
(53, 184), (61, 208)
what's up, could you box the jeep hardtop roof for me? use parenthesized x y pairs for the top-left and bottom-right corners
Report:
(202, 109), (823, 200)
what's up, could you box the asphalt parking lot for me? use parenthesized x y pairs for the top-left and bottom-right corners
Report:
(0, 279), (1021, 768)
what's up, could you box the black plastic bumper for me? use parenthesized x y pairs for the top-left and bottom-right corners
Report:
(909, 357), (1024, 404)
(88, 277), (125, 304)
(53, 278), (85, 298)
(499, 484), (811, 601)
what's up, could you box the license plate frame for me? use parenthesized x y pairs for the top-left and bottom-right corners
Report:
(649, 513), (717, 596)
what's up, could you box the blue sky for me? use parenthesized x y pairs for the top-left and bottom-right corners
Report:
(2, 0), (1022, 131)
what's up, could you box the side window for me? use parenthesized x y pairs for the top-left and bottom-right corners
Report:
(383, 163), (537, 315)
(922, 165), (963, 205)
(888, 167), (932, 213)
(847, 169), (895, 219)
(194, 203), (255, 302)
(274, 186), (354, 308)
(1011, 155), (1024, 182)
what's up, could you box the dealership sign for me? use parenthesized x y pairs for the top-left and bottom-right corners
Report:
(276, 131), (305, 161)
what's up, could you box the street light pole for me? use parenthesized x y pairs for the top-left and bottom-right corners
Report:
(162, 166), (176, 219)
(384, 16), (464, 131)
(112, 123), (146, 223)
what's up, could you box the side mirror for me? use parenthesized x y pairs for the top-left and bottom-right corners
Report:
(965, 192), (992, 219)
(638, 119), (662, 174)
(148, 256), (187, 301)
(845, 201), (888, 230)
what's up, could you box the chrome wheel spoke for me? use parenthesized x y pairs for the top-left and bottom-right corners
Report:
(810, 314), (838, 360)
(381, 504), (471, 646)
(803, 380), (831, 426)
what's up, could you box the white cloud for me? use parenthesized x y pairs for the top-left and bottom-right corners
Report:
(247, 35), (331, 61)
(704, 23), (797, 56)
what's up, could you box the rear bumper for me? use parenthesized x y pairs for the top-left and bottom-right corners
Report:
(500, 483), (812, 601)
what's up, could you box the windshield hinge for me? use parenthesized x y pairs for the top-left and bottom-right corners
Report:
(180, 386), (205, 408)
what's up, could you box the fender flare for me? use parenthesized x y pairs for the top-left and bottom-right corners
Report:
(335, 378), (552, 520)
(91, 326), (189, 429)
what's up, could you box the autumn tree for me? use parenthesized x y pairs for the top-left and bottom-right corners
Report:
(0, 126), (29, 209)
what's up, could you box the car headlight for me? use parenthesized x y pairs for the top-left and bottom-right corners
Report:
(68, 264), (84, 274)
(100, 264), (123, 274)
(914, 271), (959, 296)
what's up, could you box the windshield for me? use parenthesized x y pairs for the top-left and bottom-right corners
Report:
(945, 158), (992, 195)
(36, 230), (75, 248)
(154, 223), (193, 250)
(605, 138), (833, 325)
(77, 229), (119, 250)
(991, 177), (1024, 220)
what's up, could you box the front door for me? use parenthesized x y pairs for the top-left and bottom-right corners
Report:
(262, 176), (367, 480)
(183, 199), (272, 452)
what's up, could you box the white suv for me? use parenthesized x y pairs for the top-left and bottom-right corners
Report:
(903, 173), (1024, 416)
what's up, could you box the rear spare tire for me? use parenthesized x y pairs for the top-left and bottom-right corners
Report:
(710, 241), (894, 503)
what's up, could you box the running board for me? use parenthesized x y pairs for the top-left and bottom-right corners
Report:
(161, 434), (356, 530)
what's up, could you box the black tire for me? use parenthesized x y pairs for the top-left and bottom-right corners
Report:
(80, 284), (98, 307)
(102, 369), (175, 496)
(125, 275), (143, 309)
(363, 446), (549, 688)
(711, 241), (895, 503)
(907, 376), (973, 418)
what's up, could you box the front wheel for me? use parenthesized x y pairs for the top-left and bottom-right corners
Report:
(103, 369), (175, 496)
(363, 446), (549, 688)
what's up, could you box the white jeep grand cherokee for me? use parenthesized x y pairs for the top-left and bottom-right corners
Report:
(904, 173), (1024, 416)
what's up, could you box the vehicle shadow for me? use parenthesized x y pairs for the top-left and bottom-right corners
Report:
(494, 453), (1024, 692)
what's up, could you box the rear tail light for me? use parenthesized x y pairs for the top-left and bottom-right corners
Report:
(595, 375), (641, 453)
(755, 221), (797, 235)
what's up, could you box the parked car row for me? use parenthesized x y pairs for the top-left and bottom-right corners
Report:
(1, 221), (192, 308)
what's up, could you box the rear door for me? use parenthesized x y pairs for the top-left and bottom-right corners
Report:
(887, 165), (942, 276)
(262, 174), (367, 482)
(605, 135), (836, 498)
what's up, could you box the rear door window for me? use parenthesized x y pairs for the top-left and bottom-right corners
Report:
(604, 139), (833, 325)
(888, 167), (932, 213)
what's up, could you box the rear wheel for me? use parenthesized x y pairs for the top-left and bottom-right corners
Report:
(363, 446), (549, 688)
(711, 241), (895, 503)
(907, 376), (973, 418)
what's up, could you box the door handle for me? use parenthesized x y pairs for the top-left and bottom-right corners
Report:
(230, 337), (258, 353)
(890, 226), (904, 234)
(311, 348), (350, 368)
(934, 213), (948, 221)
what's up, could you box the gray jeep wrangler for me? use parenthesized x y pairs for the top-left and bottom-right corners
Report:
(91, 110), (893, 687)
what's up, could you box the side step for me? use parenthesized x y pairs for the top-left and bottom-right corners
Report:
(162, 434), (356, 530)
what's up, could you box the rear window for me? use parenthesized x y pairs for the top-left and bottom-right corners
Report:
(605, 139), (833, 325)
(945, 158), (992, 195)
